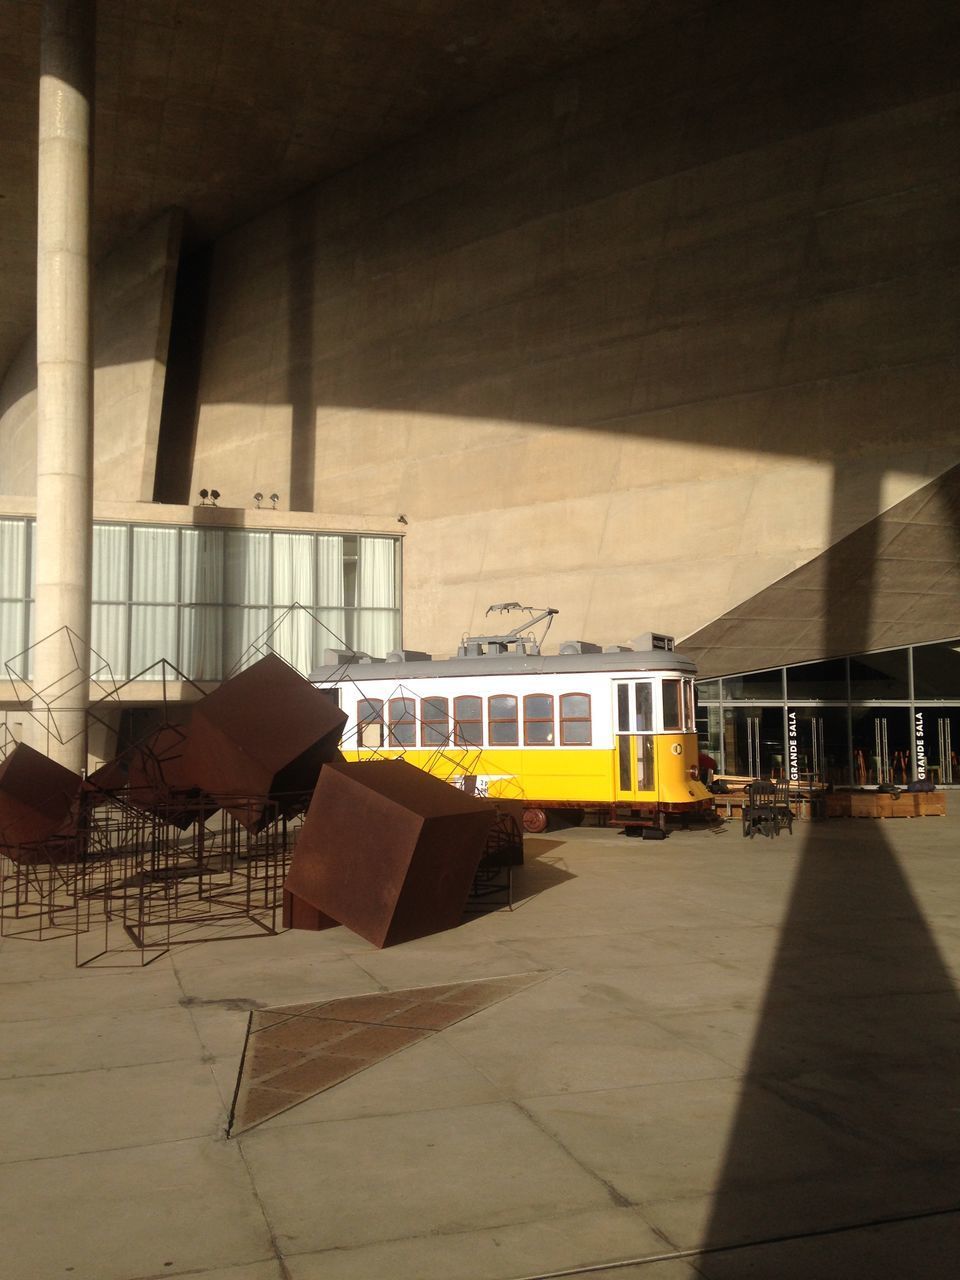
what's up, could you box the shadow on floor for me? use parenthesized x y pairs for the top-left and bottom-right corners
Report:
(699, 818), (960, 1265)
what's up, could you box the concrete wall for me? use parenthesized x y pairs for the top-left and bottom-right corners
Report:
(187, 1), (960, 658)
(0, 208), (181, 502)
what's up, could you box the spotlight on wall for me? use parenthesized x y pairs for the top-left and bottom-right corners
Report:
(270, 493), (279, 509)
(397, 513), (408, 524)
(198, 488), (209, 505)
(210, 489), (220, 506)
(253, 492), (263, 508)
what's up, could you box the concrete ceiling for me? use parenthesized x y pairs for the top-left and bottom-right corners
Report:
(0, 0), (701, 381)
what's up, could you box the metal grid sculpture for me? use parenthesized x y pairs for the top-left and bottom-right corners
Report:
(0, 636), (522, 964)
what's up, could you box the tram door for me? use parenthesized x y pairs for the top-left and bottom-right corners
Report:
(614, 681), (656, 799)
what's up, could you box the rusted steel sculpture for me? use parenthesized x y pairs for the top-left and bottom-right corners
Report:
(182, 653), (347, 831)
(0, 743), (82, 863)
(123, 723), (214, 830)
(283, 759), (495, 947)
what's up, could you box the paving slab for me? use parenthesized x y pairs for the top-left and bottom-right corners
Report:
(0, 1137), (274, 1280)
(443, 969), (737, 1096)
(283, 1205), (677, 1280)
(239, 1100), (617, 1254)
(0, 1058), (224, 1161)
(695, 1209), (960, 1279)
(0, 1004), (204, 1078)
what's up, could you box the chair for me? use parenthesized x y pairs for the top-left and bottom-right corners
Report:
(742, 780), (777, 839)
(772, 777), (794, 836)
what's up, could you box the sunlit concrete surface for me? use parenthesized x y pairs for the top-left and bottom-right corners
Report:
(2, 812), (960, 1279)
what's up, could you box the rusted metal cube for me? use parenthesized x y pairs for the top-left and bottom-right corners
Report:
(284, 760), (495, 948)
(182, 653), (346, 830)
(0, 743), (82, 862)
(124, 723), (214, 829)
(282, 888), (339, 932)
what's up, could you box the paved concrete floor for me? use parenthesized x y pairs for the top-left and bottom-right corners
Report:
(2, 811), (960, 1279)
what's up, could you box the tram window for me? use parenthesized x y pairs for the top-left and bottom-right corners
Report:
(388, 697), (417, 747)
(421, 696), (450, 746)
(684, 679), (695, 730)
(453, 695), (483, 746)
(618, 736), (631, 789)
(560, 693), (591, 744)
(617, 684), (630, 732)
(357, 698), (384, 749)
(488, 694), (519, 745)
(524, 694), (555, 745)
(635, 682), (654, 732)
(662, 680), (682, 731)
(636, 736), (655, 789)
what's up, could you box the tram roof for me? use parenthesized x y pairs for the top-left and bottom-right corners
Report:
(309, 649), (698, 684)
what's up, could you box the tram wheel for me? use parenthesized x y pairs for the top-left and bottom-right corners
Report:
(522, 806), (549, 834)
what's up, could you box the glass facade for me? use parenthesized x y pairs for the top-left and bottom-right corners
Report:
(0, 517), (401, 682)
(696, 640), (960, 786)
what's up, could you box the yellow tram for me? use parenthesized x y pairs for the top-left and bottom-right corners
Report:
(311, 612), (712, 833)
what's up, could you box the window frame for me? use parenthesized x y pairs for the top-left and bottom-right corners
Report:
(523, 692), (555, 746)
(357, 697), (385, 748)
(453, 694), (484, 747)
(420, 695), (450, 747)
(662, 679), (683, 732)
(387, 695), (417, 747)
(560, 692), (592, 745)
(487, 693), (519, 746)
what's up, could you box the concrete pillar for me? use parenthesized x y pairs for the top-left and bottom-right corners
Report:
(34, 0), (95, 771)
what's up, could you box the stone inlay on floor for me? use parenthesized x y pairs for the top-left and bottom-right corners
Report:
(228, 973), (549, 1134)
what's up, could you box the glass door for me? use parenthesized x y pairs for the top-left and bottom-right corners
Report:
(915, 707), (959, 785)
(722, 707), (784, 779)
(851, 707), (911, 785)
(614, 681), (656, 799)
(787, 707), (851, 786)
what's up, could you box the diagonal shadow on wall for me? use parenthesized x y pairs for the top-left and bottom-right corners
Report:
(697, 468), (960, 1268)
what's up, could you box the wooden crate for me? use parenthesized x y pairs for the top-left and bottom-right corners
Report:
(825, 793), (852, 818)
(885, 792), (914, 817)
(917, 791), (947, 816)
(850, 792), (893, 818)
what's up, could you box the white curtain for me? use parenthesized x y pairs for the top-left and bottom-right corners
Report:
(224, 531), (269, 670)
(316, 535), (344, 606)
(0, 602), (24, 676)
(225, 530), (269, 604)
(356, 538), (398, 657)
(180, 607), (222, 680)
(180, 530), (223, 678)
(93, 525), (128, 600)
(131, 527), (177, 601)
(314, 535), (346, 658)
(130, 605), (177, 676)
(0, 519), (25, 599)
(181, 529), (223, 603)
(128, 527), (178, 678)
(224, 607), (270, 672)
(91, 606), (126, 680)
(91, 525), (129, 678)
(358, 538), (396, 608)
(0, 521), (27, 676)
(272, 533), (315, 674)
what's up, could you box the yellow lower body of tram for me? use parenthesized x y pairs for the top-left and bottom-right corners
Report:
(343, 729), (713, 831)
